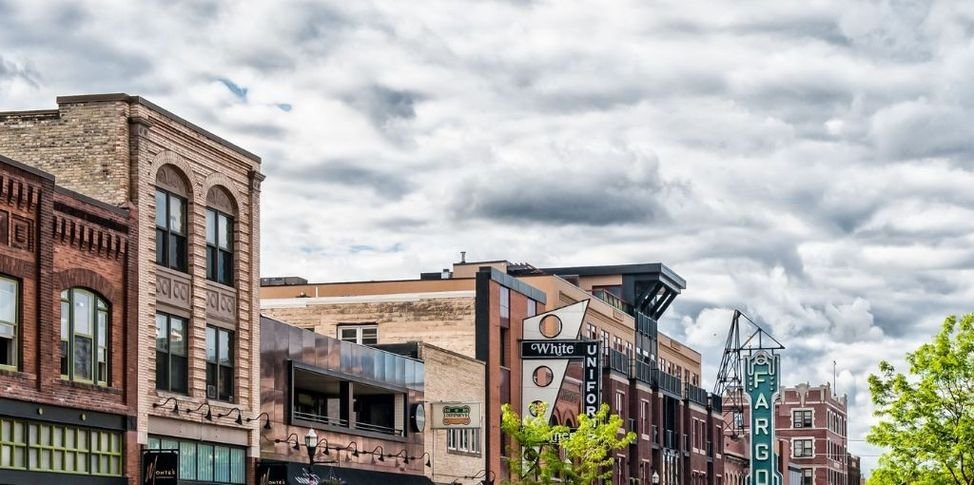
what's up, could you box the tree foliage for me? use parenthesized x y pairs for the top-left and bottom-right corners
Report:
(500, 402), (636, 485)
(867, 313), (974, 485)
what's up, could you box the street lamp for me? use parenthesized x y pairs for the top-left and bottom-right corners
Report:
(304, 429), (318, 464)
(652, 470), (660, 484)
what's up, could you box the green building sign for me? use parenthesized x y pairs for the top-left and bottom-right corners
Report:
(745, 350), (783, 485)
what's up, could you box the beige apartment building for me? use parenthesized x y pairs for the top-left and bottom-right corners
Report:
(0, 94), (263, 484)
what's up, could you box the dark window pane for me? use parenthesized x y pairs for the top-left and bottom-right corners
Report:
(74, 336), (92, 381)
(155, 351), (169, 391)
(156, 228), (167, 265)
(219, 366), (233, 401)
(60, 340), (69, 375)
(171, 355), (187, 393)
(218, 251), (232, 285)
(206, 363), (217, 399)
(206, 246), (217, 281)
(171, 234), (187, 272)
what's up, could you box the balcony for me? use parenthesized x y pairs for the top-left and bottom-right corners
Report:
(604, 348), (631, 375)
(686, 384), (709, 406)
(655, 369), (683, 398)
(592, 289), (633, 315)
(709, 394), (723, 413)
(634, 359), (655, 384)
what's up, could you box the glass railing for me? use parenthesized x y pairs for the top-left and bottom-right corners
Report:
(591, 289), (634, 315)
(686, 384), (709, 406)
(292, 412), (348, 428)
(604, 348), (631, 375)
(355, 421), (403, 436)
(655, 369), (683, 397)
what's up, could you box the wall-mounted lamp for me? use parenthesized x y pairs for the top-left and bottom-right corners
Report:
(369, 446), (384, 464)
(190, 402), (213, 421)
(217, 407), (243, 425)
(465, 470), (496, 485)
(274, 433), (300, 451)
(246, 412), (272, 430)
(411, 451), (432, 468)
(391, 449), (408, 464)
(342, 442), (359, 458)
(152, 397), (180, 414)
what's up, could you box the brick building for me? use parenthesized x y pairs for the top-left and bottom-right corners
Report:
(0, 94), (264, 484)
(262, 259), (726, 485)
(724, 383), (849, 485)
(0, 154), (137, 485)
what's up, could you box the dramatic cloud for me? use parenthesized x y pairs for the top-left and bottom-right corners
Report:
(4, 0), (974, 474)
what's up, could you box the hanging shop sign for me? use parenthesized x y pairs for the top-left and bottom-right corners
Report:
(745, 349), (783, 485)
(431, 402), (482, 429)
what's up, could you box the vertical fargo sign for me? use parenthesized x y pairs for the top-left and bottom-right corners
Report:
(745, 350), (783, 485)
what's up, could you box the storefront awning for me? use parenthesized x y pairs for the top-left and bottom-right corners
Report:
(258, 460), (435, 485)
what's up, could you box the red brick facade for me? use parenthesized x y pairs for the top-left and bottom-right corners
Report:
(0, 154), (137, 485)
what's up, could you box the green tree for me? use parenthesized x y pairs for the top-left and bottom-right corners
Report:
(500, 402), (636, 485)
(867, 313), (974, 485)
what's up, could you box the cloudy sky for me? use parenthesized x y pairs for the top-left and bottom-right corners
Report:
(4, 0), (974, 474)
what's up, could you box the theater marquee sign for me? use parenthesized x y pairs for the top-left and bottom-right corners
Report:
(745, 350), (783, 485)
(520, 300), (602, 423)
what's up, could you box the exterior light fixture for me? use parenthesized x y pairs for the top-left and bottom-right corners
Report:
(246, 412), (273, 430)
(152, 397), (180, 414)
(217, 407), (243, 425)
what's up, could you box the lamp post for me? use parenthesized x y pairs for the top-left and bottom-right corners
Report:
(304, 429), (318, 465)
(652, 470), (660, 484)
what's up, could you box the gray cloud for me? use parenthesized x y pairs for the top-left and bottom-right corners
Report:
(5, 1), (974, 474)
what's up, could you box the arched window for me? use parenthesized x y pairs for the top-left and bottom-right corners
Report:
(155, 165), (189, 273)
(206, 186), (236, 286)
(60, 288), (109, 385)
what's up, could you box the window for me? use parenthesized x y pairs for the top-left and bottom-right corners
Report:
(601, 330), (609, 356)
(0, 277), (17, 370)
(60, 289), (109, 385)
(526, 299), (536, 317)
(206, 208), (234, 285)
(0, 417), (122, 476)
(156, 313), (188, 393)
(793, 438), (813, 458)
(155, 189), (188, 272)
(586, 323), (597, 340)
(148, 436), (245, 484)
(640, 400), (650, 436)
(499, 286), (510, 323)
(206, 326), (234, 402)
(794, 410), (812, 428)
(337, 324), (378, 345)
(615, 391), (625, 414)
(446, 428), (481, 454)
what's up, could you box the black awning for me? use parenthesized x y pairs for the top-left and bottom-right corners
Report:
(258, 460), (435, 485)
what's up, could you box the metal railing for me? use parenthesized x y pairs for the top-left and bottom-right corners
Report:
(293, 412), (348, 427)
(355, 421), (403, 436)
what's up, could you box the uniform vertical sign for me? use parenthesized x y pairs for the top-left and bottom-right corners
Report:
(582, 341), (600, 417)
(745, 350), (782, 485)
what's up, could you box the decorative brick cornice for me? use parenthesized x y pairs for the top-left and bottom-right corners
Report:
(0, 173), (41, 211)
(52, 214), (128, 260)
